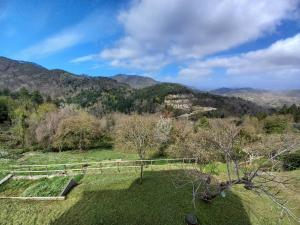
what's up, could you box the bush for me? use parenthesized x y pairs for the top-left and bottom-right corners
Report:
(279, 150), (300, 171)
(53, 111), (103, 151)
(263, 115), (289, 134)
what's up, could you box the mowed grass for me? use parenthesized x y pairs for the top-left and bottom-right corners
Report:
(17, 149), (138, 165)
(0, 172), (7, 181)
(0, 170), (299, 225)
(0, 148), (138, 174)
(0, 149), (299, 225)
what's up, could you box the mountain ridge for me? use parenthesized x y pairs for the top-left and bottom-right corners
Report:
(211, 87), (300, 107)
(0, 56), (127, 98)
(112, 74), (159, 89)
(0, 56), (297, 112)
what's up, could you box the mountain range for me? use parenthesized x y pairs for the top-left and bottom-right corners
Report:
(211, 88), (300, 108)
(0, 56), (298, 114)
(112, 74), (159, 89)
(0, 56), (127, 99)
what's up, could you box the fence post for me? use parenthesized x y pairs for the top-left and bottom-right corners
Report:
(99, 163), (102, 174)
(63, 164), (67, 175)
(46, 165), (49, 176)
(29, 166), (32, 178)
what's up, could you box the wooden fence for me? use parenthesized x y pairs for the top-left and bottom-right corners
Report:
(7, 158), (198, 177)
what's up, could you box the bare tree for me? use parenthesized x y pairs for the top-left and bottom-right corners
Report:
(172, 119), (300, 222)
(154, 116), (172, 156)
(115, 115), (156, 184)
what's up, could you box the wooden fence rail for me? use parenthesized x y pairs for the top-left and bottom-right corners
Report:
(7, 158), (197, 176)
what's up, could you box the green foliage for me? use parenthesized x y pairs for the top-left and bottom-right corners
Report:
(0, 170), (298, 225)
(0, 97), (10, 123)
(73, 174), (84, 183)
(194, 116), (210, 131)
(0, 179), (37, 197)
(279, 150), (300, 171)
(31, 90), (44, 105)
(21, 177), (70, 197)
(263, 115), (289, 134)
(53, 111), (103, 151)
(279, 104), (300, 122)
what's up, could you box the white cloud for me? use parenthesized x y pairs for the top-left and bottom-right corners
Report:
(70, 54), (98, 63)
(18, 13), (108, 60)
(100, 0), (299, 70)
(177, 34), (300, 89)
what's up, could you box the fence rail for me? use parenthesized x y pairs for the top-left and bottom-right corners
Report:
(7, 158), (198, 176)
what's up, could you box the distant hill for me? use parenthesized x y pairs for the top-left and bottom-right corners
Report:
(0, 56), (126, 99)
(0, 56), (267, 117)
(211, 88), (300, 108)
(212, 87), (265, 95)
(112, 74), (159, 89)
(122, 83), (267, 116)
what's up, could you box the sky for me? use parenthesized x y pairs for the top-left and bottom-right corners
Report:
(0, 0), (300, 90)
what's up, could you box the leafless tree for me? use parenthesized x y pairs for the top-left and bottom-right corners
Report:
(154, 116), (172, 156)
(172, 119), (300, 222)
(115, 115), (157, 184)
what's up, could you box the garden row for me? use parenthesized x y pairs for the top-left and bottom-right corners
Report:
(0, 174), (83, 200)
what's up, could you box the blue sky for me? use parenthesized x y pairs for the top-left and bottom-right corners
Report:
(0, 0), (300, 90)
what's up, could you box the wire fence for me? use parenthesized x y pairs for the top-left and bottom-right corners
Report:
(7, 158), (198, 177)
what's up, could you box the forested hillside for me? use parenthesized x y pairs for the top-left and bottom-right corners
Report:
(0, 57), (267, 118)
(0, 57), (126, 99)
(112, 74), (159, 89)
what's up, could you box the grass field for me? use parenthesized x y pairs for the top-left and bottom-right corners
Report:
(0, 172), (7, 181)
(0, 149), (299, 225)
(0, 169), (299, 225)
(17, 149), (138, 165)
(0, 148), (138, 172)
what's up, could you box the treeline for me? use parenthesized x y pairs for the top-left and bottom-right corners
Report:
(0, 88), (110, 150)
(0, 88), (45, 124)
(278, 104), (300, 122)
(1, 87), (299, 152)
(66, 83), (267, 117)
(114, 114), (300, 173)
(66, 83), (191, 115)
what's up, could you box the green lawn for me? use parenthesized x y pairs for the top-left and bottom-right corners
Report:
(0, 170), (299, 225)
(17, 149), (138, 165)
(0, 148), (138, 174)
(0, 149), (299, 225)
(0, 172), (7, 181)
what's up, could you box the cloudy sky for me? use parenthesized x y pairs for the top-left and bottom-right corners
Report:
(0, 0), (300, 90)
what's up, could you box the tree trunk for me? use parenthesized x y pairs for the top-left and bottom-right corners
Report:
(234, 160), (240, 180)
(225, 154), (232, 183)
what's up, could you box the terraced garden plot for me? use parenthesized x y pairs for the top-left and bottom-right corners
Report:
(0, 175), (83, 197)
(0, 179), (38, 197)
(0, 172), (7, 181)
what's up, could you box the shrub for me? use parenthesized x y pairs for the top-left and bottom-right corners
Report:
(279, 150), (300, 171)
(53, 111), (102, 151)
(263, 115), (290, 134)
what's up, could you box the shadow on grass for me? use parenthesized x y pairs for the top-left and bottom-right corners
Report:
(51, 170), (251, 225)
